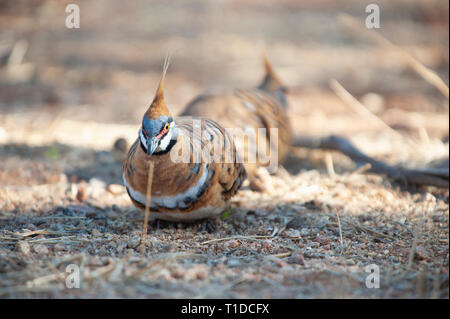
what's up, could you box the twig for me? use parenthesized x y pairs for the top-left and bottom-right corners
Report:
(349, 221), (396, 241)
(87, 262), (116, 279)
(7, 40), (28, 66)
(15, 230), (50, 237)
(418, 126), (431, 145)
(330, 79), (416, 147)
(37, 216), (87, 220)
(0, 236), (81, 245)
(25, 272), (66, 287)
(141, 161), (154, 257)
(329, 215), (396, 241)
(351, 163), (372, 175)
(391, 220), (415, 237)
(52, 253), (86, 268)
(27, 236), (80, 244)
(339, 13), (449, 100)
(292, 135), (449, 188)
(12, 229), (68, 238)
(202, 235), (274, 245)
(271, 252), (292, 258)
(325, 152), (336, 178)
(336, 213), (344, 250)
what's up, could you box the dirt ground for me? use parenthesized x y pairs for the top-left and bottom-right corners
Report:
(0, 0), (448, 298)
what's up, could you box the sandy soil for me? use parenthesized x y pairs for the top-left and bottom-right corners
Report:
(0, 0), (448, 298)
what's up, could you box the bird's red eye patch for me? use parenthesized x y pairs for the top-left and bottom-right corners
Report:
(142, 128), (148, 138)
(156, 127), (168, 139)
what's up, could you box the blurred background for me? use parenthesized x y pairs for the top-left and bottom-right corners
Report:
(0, 0), (448, 132)
(0, 0), (449, 299)
(1, 0), (449, 185)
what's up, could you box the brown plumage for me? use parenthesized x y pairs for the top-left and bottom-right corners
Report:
(180, 55), (293, 187)
(123, 58), (246, 222)
(144, 60), (171, 120)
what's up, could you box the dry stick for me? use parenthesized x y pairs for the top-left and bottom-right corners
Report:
(329, 214), (396, 241)
(351, 163), (372, 175)
(336, 213), (344, 251)
(348, 220), (397, 241)
(140, 161), (155, 257)
(202, 235), (273, 245)
(292, 135), (449, 188)
(391, 220), (415, 238)
(26, 272), (66, 287)
(271, 252), (292, 258)
(418, 126), (431, 145)
(7, 40), (28, 66)
(339, 13), (449, 100)
(325, 152), (336, 178)
(88, 262), (117, 279)
(14, 229), (54, 238)
(330, 79), (417, 147)
(52, 253), (86, 268)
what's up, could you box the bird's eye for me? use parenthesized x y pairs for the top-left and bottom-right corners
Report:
(164, 123), (170, 131)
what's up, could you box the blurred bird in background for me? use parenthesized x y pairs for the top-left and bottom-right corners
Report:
(181, 54), (293, 191)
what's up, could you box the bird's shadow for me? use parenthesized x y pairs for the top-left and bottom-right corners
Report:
(0, 142), (124, 186)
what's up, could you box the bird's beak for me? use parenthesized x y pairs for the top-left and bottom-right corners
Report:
(147, 138), (159, 155)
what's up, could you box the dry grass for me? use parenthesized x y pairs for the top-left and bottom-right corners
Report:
(0, 0), (448, 299)
(339, 13), (449, 100)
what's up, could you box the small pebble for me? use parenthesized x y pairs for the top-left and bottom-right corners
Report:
(89, 256), (104, 267)
(262, 240), (272, 250)
(300, 228), (310, 236)
(345, 259), (355, 265)
(276, 260), (289, 268)
(91, 229), (102, 237)
(415, 246), (429, 260)
(184, 266), (207, 281)
(76, 185), (87, 202)
(127, 236), (141, 249)
(16, 241), (30, 256)
(285, 229), (301, 238)
(227, 258), (241, 267)
(288, 252), (305, 265)
(107, 184), (125, 195)
(54, 243), (65, 252)
(33, 244), (49, 255)
(157, 268), (171, 280)
(226, 240), (240, 249)
(171, 268), (185, 279)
